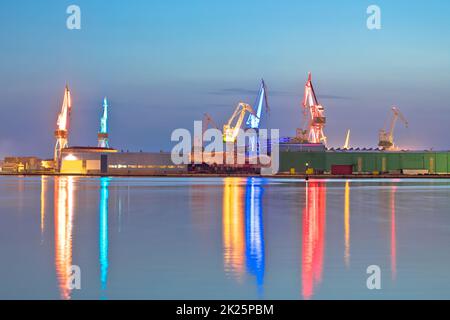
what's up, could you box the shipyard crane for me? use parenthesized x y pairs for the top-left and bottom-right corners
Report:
(246, 79), (269, 153)
(378, 106), (408, 150)
(302, 73), (327, 145)
(342, 129), (351, 149)
(98, 97), (110, 148)
(202, 113), (219, 135)
(223, 102), (257, 143)
(246, 79), (269, 131)
(54, 85), (72, 167)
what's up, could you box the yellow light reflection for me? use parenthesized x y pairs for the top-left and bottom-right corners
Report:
(344, 181), (350, 267)
(40, 176), (48, 240)
(222, 177), (245, 281)
(54, 176), (75, 300)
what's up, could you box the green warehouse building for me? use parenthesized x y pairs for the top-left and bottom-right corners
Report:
(279, 149), (450, 175)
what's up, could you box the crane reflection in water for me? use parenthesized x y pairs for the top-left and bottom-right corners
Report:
(245, 177), (265, 295)
(222, 177), (266, 294)
(302, 180), (326, 300)
(390, 185), (397, 280)
(222, 178), (245, 281)
(99, 177), (110, 295)
(54, 176), (75, 300)
(344, 181), (350, 267)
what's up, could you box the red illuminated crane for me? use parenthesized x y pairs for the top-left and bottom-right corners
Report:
(301, 73), (327, 145)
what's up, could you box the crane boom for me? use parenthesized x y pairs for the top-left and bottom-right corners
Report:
(223, 102), (257, 143)
(56, 85), (72, 131)
(100, 97), (108, 134)
(390, 107), (408, 137)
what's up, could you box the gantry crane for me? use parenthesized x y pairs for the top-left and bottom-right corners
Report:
(223, 102), (257, 143)
(378, 106), (408, 150)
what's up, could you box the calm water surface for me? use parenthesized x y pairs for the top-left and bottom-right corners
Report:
(1, 176), (450, 300)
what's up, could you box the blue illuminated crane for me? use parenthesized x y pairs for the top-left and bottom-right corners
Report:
(246, 79), (269, 153)
(98, 97), (110, 148)
(246, 79), (269, 130)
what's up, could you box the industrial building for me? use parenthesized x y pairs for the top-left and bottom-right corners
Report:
(60, 147), (186, 175)
(280, 150), (450, 175)
(0, 156), (43, 173)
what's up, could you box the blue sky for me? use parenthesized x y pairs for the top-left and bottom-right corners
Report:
(0, 0), (449, 157)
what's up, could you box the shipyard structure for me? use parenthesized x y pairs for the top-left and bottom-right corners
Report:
(1, 74), (450, 177)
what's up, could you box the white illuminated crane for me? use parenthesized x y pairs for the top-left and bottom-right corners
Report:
(302, 73), (327, 145)
(343, 129), (351, 149)
(378, 106), (408, 150)
(223, 102), (257, 143)
(54, 85), (72, 167)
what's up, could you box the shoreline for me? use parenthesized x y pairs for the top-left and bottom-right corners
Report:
(2, 172), (450, 179)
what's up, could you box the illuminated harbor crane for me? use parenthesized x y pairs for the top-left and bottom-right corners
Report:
(246, 79), (269, 131)
(54, 85), (72, 168)
(202, 112), (219, 136)
(301, 73), (327, 145)
(378, 106), (408, 150)
(343, 129), (351, 149)
(246, 79), (269, 153)
(223, 103), (257, 143)
(98, 97), (110, 148)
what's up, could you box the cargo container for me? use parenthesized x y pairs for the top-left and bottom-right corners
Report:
(331, 165), (353, 175)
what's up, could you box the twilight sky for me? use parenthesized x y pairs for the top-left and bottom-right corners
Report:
(0, 0), (449, 158)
